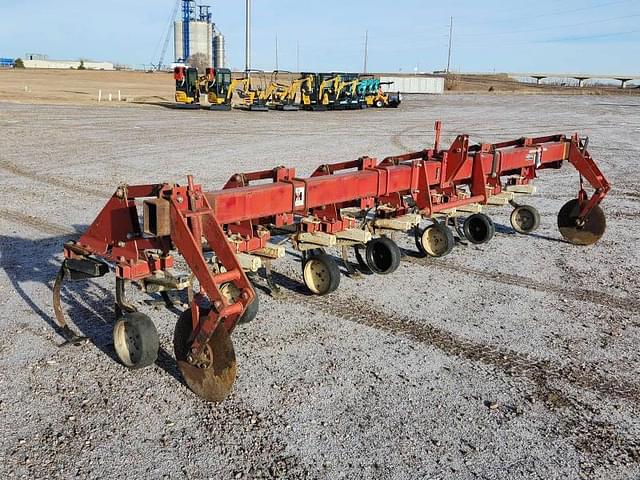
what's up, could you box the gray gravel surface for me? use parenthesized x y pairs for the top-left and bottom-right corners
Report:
(0, 94), (639, 479)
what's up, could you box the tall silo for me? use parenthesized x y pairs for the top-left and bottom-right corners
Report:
(174, 20), (212, 64)
(213, 32), (225, 68)
(174, 21), (184, 63)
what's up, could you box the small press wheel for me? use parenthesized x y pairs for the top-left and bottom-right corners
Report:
(557, 199), (606, 246)
(365, 237), (401, 275)
(463, 213), (495, 244)
(302, 253), (340, 295)
(418, 223), (455, 258)
(510, 205), (540, 234)
(113, 312), (159, 369)
(220, 282), (259, 325)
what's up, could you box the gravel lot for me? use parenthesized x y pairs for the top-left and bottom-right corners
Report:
(0, 94), (639, 479)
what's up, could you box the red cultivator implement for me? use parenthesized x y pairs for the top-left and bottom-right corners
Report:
(53, 122), (610, 401)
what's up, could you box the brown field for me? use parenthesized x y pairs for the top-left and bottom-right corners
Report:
(0, 69), (637, 109)
(0, 69), (175, 106)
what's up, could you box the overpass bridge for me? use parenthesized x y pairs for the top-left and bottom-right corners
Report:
(513, 72), (640, 88)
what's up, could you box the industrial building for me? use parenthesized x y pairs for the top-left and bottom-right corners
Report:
(174, 0), (225, 68)
(9, 53), (115, 70)
(380, 75), (445, 94)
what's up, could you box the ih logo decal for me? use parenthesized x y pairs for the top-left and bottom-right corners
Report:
(294, 186), (305, 207)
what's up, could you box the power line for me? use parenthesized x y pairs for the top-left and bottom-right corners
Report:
(454, 0), (636, 24)
(456, 13), (640, 39)
(456, 27), (640, 50)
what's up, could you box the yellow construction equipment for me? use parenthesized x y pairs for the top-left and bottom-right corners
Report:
(334, 76), (362, 110)
(228, 77), (269, 111)
(173, 66), (201, 108)
(203, 67), (233, 111)
(261, 71), (301, 110)
(300, 73), (340, 111)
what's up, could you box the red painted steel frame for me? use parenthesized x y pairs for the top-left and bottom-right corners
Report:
(63, 124), (609, 343)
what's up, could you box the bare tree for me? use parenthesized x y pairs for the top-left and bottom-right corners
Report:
(188, 53), (209, 73)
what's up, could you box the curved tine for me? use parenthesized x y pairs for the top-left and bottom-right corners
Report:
(353, 244), (371, 273)
(115, 277), (137, 317)
(53, 266), (89, 347)
(341, 245), (360, 278)
(452, 216), (466, 241)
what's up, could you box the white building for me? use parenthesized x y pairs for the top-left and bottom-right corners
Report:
(22, 59), (115, 70)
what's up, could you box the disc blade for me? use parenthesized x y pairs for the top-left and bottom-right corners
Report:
(558, 199), (606, 246)
(174, 311), (237, 402)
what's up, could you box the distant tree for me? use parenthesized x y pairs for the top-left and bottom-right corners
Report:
(14, 58), (25, 68)
(78, 60), (87, 70)
(187, 53), (208, 73)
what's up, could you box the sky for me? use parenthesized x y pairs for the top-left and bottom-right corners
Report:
(0, 0), (639, 74)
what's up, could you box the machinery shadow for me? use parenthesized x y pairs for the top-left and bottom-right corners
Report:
(131, 100), (202, 110)
(0, 229), (182, 384)
(252, 252), (370, 299)
(493, 222), (572, 244)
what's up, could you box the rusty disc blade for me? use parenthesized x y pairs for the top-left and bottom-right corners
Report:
(174, 309), (237, 402)
(557, 199), (606, 246)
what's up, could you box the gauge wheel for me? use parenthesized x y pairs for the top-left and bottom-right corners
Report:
(463, 213), (495, 244)
(510, 205), (540, 234)
(418, 223), (455, 258)
(365, 237), (401, 274)
(302, 253), (341, 295)
(113, 312), (159, 369)
(220, 282), (259, 325)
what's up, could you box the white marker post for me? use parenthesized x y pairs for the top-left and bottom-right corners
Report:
(108, 93), (112, 102)
(98, 90), (102, 102)
(118, 90), (121, 102)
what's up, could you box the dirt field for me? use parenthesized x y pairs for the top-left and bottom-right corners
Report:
(1, 69), (637, 109)
(1, 94), (639, 480)
(0, 69), (175, 106)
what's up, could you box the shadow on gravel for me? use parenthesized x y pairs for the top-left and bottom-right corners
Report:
(131, 100), (201, 110)
(493, 221), (572, 244)
(0, 228), (183, 385)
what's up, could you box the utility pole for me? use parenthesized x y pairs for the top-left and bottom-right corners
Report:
(245, 0), (251, 77)
(275, 34), (279, 71)
(296, 41), (300, 72)
(363, 30), (369, 74)
(446, 16), (453, 73)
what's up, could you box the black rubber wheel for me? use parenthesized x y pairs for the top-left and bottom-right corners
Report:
(418, 223), (455, 258)
(238, 293), (259, 324)
(463, 213), (495, 244)
(220, 283), (259, 324)
(113, 312), (159, 369)
(365, 237), (401, 275)
(375, 99), (384, 108)
(302, 253), (341, 295)
(510, 205), (541, 234)
(557, 199), (606, 246)
(413, 226), (426, 258)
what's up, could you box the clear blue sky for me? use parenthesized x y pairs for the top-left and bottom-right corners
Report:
(1, 0), (639, 74)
